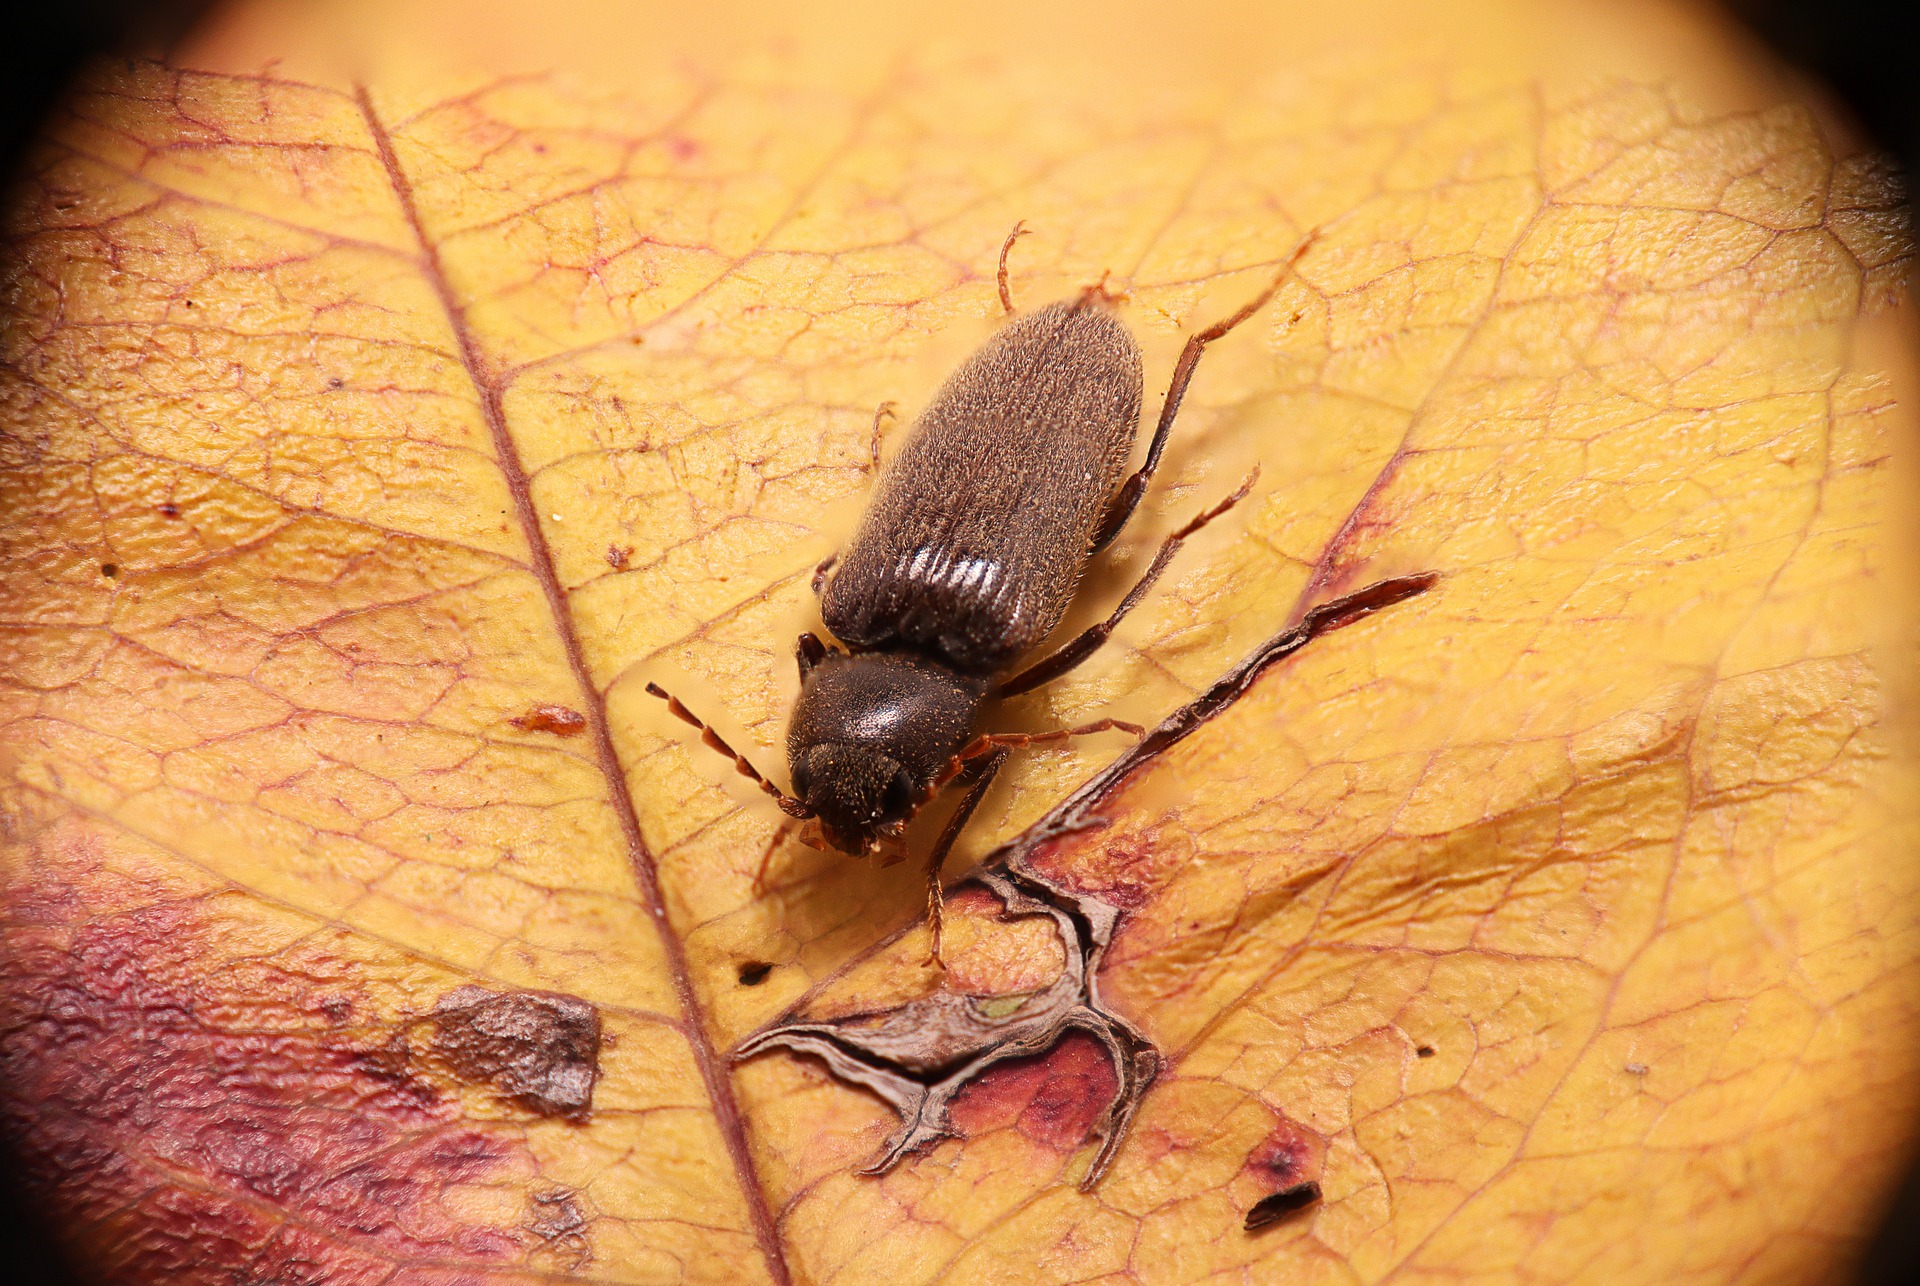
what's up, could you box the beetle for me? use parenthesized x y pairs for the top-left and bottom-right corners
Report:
(649, 225), (1314, 947)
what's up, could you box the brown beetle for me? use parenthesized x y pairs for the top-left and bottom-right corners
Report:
(650, 226), (1313, 947)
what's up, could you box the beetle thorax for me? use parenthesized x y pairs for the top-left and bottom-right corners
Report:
(787, 650), (989, 853)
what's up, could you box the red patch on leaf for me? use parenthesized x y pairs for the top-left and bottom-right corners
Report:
(1242, 1118), (1323, 1190)
(1025, 829), (1163, 910)
(947, 1031), (1117, 1152)
(0, 887), (538, 1284)
(510, 703), (587, 736)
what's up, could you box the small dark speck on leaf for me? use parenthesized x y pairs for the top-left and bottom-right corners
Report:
(328, 376), (345, 389)
(158, 503), (180, 518)
(606, 545), (634, 571)
(1416, 1045), (1436, 1058)
(430, 985), (602, 1120)
(737, 961), (773, 987)
(100, 563), (118, 578)
(1245, 1180), (1322, 1231)
(512, 704), (588, 736)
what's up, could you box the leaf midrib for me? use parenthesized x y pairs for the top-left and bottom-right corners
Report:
(353, 85), (793, 1286)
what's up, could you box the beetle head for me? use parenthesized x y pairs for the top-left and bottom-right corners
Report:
(786, 648), (988, 856)
(790, 742), (915, 854)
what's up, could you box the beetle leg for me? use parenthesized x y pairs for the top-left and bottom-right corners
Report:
(644, 681), (813, 818)
(921, 717), (1144, 801)
(973, 717), (1146, 751)
(795, 631), (830, 681)
(921, 749), (1008, 970)
(752, 821), (794, 895)
(1092, 228), (1319, 552)
(865, 400), (898, 475)
(996, 220), (1030, 316)
(1073, 268), (1126, 309)
(997, 468), (1260, 697)
(811, 553), (838, 595)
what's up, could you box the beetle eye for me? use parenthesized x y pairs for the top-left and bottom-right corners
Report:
(791, 762), (812, 799)
(881, 771), (914, 820)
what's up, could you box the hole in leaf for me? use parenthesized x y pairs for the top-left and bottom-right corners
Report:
(1416, 1045), (1436, 1058)
(100, 564), (118, 578)
(1245, 1180), (1322, 1231)
(737, 961), (773, 986)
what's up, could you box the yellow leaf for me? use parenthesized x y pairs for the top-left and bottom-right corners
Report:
(2, 0), (1915, 1283)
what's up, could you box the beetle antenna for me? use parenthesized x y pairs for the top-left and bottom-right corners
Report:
(645, 681), (813, 818)
(997, 220), (1030, 316)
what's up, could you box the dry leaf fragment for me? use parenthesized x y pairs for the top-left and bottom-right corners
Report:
(509, 703), (589, 736)
(427, 984), (602, 1119)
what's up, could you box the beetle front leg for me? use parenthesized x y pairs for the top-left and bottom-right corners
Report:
(810, 553), (838, 595)
(921, 748), (1008, 970)
(795, 631), (830, 681)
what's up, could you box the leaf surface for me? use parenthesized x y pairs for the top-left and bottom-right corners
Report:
(1, 1), (1916, 1283)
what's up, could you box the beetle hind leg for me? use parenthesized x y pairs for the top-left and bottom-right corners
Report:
(997, 220), (1031, 316)
(1092, 227), (1319, 552)
(998, 468), (1261, 697)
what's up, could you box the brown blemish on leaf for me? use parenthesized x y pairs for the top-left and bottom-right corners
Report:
(427, 985), (602, 1120)
(510, 703), (588, 736)
(526, 1187), (593, 1270)
(606, 544), (634, 570)
(735, 854), (1160, 1190)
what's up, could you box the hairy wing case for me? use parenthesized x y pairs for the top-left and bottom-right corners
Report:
(822, 301), (1145, 672)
